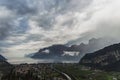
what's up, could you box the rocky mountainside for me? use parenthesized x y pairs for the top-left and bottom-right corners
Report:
(68, 38), (117, 53)
(0, 55), (6, 61)
(79, 43), (120, 71)
(31, 44), (80, 61)
(30, 38), (115, 61)
(0, 55), (13, 79)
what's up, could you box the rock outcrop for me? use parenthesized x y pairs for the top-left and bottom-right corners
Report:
(80, 43), (120, 71)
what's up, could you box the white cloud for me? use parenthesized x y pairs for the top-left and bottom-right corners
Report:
(1, 0), (120, 58)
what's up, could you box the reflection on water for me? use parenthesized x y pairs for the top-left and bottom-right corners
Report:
(7, 57), (78, 64)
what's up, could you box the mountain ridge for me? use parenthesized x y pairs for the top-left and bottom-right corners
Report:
(0, 54), (6, 61)
(79, 43), (120, 71)
(30, 38), (117, 62)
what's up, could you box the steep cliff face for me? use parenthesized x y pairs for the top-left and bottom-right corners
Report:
(79, 43), (120, 71)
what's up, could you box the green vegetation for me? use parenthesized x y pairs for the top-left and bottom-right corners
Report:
(54, 64), (119, 80)
(1, 64), (66, 80)
(1, 63), (120, 80)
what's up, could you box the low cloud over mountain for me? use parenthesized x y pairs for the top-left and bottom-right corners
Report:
(30, 37), (118, 62)
(0, 0), (120, 58)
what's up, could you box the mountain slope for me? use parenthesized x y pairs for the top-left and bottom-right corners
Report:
(30, 38), (116, 61)
(0, 55), (12, 79)
(79, 43), (120, 71)
(31, 44), (80, 61)
(69, 38), (118, 53)
(0, 55), (6, 61)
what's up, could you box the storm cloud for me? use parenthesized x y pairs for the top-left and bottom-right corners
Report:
(0, 0), (120, 58)
(0, 6), (16, 40)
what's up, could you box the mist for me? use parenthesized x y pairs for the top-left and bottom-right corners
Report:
(0, 0), (120, 59)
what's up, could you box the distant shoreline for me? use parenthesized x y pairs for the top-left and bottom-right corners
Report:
(7, 57), (78, 64)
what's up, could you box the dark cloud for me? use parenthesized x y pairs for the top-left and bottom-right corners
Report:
(0, 16), (15, 40)
(0, 0), (93, 32)
(62, 19), (74, 27)
(2, 0), (118, 58)
(42, 0), (70, 13)
(32, 14), (55, 30)
(30, 0), (93, 30)
(26, 34), (44, 42)
(0, 0), (37, 15)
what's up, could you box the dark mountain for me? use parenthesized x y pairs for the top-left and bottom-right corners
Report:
(0, 55), (6, 61)
(31, 44), (80, 61)
(79, 43), (120, 71)
(30, 38), (117, 62)
(69, 38), (118, 53)
(66, 37), (118, 47)
(0, 55), (13, 79)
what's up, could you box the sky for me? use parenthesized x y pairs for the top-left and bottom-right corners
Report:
(0, 0), (120, 58)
